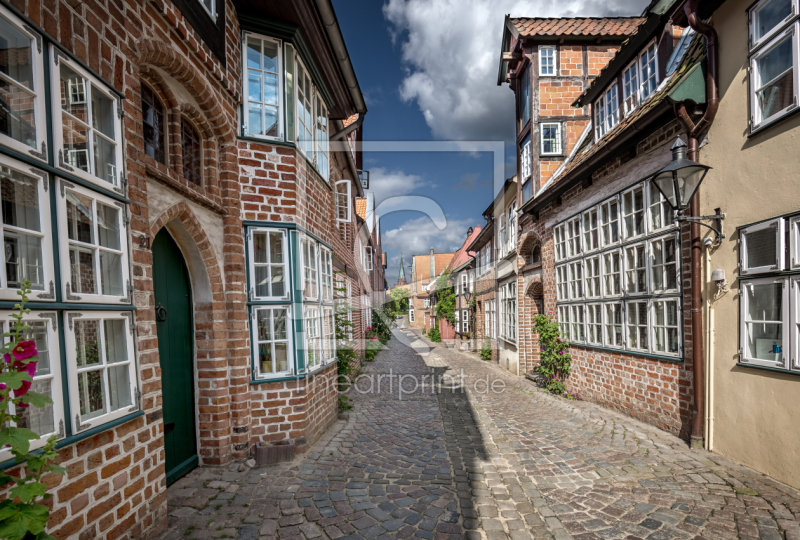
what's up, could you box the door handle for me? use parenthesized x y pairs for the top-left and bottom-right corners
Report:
(156, 303), (167, 323)
(164, 422), (175, 433)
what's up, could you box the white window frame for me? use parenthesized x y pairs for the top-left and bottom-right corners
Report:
(296, 57), (314, 160)
(621, 183), (646, 240)
(740, 218), (785, 275)
(648, 179), (675, 233)
(0, 5), (48, 161)
(335, 180), (352, 224)
(300, 234), (319, 301)
(602, 248), (623, 298)
(507, 200), (517, 253)
(65, 311), (138, 433)
(320, 246), (333, 302)
(315, 95), (329, 181)
(650, 234), (680, 294)
(520, 135), (532, 180)
(566, 217), (582, 258)
(304, 306), (322, 372)
(599, 196), (620, 247)
(462, 310), (469, 334)
(248, 227), (290, 301)
(252, 305), (294, 379)
(622, 59), (639, 116)
(364, 245), (373, 272)
(740, 276), (790, 368)
(749, 0), (798, 52)
(568, 260), (583, 300)
(242, 33), (283, 141)
(594, 93), (607, 140)
(556, 265), (569, 301)
(51, 50), (123, 192)
(322, 306), (336, 364)
(554, 223), (567, 261)
(0, 311), (63, 458)
(558, 305), (570, 337)
(603, 302), (624, 348)
(57, 180), (131, 304)
(461, 273), (468, 294)
(0, 155), (55, 301)
(792, 276), (800, 370)
(790, 215), (800, 270)
(539, 46), (556, 76)
(585, 255), (601, 299)
(570, 304), (585, 343)
(624, 241), (648, 296)
(582, 207), (599, 253)
(539, 122), (562, 156)
(651, 298), (682, 357)
(586, 303), (603, 345)
(638, 42), (659, 103)
(749, 22), (800, 130)
(626, 299), (649, 352)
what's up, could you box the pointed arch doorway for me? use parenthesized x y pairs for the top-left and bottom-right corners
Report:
(153, 228), (198, 485)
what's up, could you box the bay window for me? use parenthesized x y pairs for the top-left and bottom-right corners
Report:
(320, 247), (333, 302)
(304, 306), (321, 370)
(253, 306), (292, 377)
(52, 52), (123, 192)
(244, 34), (282, 140)
(0, 6), (47, 161)
(248, 227), (289, 300)
(58, 180), (130, 304)
(301, 235), (319, 300)
(66, 311), (137, 432)
(554, 179), (681, 358)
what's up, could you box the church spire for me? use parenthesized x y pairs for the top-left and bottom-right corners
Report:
(397, 252), (407, 285)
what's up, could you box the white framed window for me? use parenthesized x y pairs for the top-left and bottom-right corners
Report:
(554, 223), (567, 261)
(750, 22), (799, 130)
(568, 260), (583, 299)
(301, 235), (319, 300)
(626, 300), (649, 351)
(539, 46), (556, 76)
(556, 265), (569, 301)
(0, 5), (48, 161)
(409, 305), (415, 323)
(198, 0), (217, 20)
(622, 184), (645, 239)
(741, 218), (784, 275)
(750, 0), (797, 51)
(594, 93), (606, 139)
(322, 306), (336, 363)
(740, 277), (789, 368)
(602, 249), (623, 297)
(595, 84), (619, 139)
(639, 43), (658, 101)
(484, 302), (490, 337)
(490, 299), (496, 340)
(558, 305), (570, 337)
(243, 33), (282, 140)
(586, 304), (602, 345)
(462, 309), (469, 333)
(253, 306), (293, 378)
(650, 235), (679, 293)
(507, 200), (517, 253)
(585, 255), (601, 298)
(624, 242), (648, 295)
(335, 180), (352, 223)
(315, 95), (329, 181)
(520, 135), (532, 180)
(58, 180), (130, 304)
(0, 155), (54, 301)
(622, 60), (639, 115)
(498, 211), (507, 259)
(566, 217), (582, 258)
(296, 58), (314, 159)
(604, 302), (624, 347)
(790, 215), (800, 270)
(599, 197), (620, 246)
(346, 282), (353, 340)
(304, 306), (322, 371)
(461, 273), (468, 294)
(540, 123), (562, 155)
(248, 228), (289, 301)
(65, 311), (138, 433)
(648, 180), (675, 232)
(51, 51), (123, 191)
(582, 207), (599, 252)
(499, 281), (516, 342)
(455, 310), (459, 323)
(570, 304), (585, 343)
(320, 247), (333, 302)
(652, 299), (681, 356)
(792, 276), (800, 370)
(0, 311), (63, 457)
(364, 245), (373, 272)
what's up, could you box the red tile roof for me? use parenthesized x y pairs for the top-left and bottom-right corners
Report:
(446, 227), (482, 272)
(343, 113), (359, 128)
(510, 17), (645, 38)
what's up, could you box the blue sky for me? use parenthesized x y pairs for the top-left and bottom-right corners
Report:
(332, 0), (649, 287)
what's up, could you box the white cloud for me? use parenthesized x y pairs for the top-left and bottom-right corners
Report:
(383, 0), (648, 143)
(383, 216), (475, 265)
(368, 167), (429, 203)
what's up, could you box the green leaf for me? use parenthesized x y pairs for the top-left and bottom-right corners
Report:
(19, 392), (52, 409)
(47, 464), (66, 476)
(35, 532), (57, 540)
(9, 482), (45, 503)
(0, 428), (39, 454)
(0, 501), (49, 540)
(0, 372), (31, 391)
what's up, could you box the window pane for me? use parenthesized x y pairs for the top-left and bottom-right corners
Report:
(97, 203), (120, 250)
(78, 370), (106, 420)
(5, 232), (43, 290)
(0, 18), (34, 89)
(756, 36), (793, 120)
(264, 106), (278, 138)
(0, 80), (36, 148)
(248, 103), (262, 135)
(70, 248), (96, 294)
(263, 41), (279, 72)
(264, 73), (278, 105)
(108, 365), (131, 411)
(754, 0), (792, 42)
(748, 282), (782, 321)
(253, 232), (267, 263)
(21, 321), (49, 375)
(269, 231), (283, 263)
(271, 265), (284, 297)
(746, 322), (783, 361)
(258, 343), (272, 374)
(100, 251), (123, 296)
(17, 378), (54, 435)
(247, 38), (261, 70)
(62, 116), (90, 173)
(59, 65), (88, 123)
(746, 226), (777, 268)
(254, 265), (269, 297)
(141, 84), (165, 163)
(104, 319), (127, 364)
(93, 133), (117, 185)
(67, 192), (93, 243)
(91, 89), (115, 140)
(75, 319), (101, 367)
(274, 310), (287, 340)
(257, 309), (272, 341)
(274, 342), (288, 372)
(181, 119), (202, 186)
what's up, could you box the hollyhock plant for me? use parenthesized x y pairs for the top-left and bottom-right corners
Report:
(533, 314), (572, 398)
(0, 281), (65, 540)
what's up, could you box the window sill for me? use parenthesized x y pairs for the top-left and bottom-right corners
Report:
(749, 105), (800, 138)
(735, 362), (800, 376)
(238, 134), (297, 148)
(570, 342), (683, 363)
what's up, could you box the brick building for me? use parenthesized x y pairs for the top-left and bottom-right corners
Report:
(407, 250), (452, 330)
(0, 0), (381, 538)
(500, 7), (708, 438)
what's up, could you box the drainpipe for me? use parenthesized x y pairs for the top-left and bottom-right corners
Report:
(672, 0), (719, 449)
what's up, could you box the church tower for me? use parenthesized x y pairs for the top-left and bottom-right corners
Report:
(397, 252), (407, 286)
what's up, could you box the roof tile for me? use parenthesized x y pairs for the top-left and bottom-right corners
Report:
(510, 17), (645, 38)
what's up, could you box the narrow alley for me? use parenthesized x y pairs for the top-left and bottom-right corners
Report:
(160, 332), (800, 540)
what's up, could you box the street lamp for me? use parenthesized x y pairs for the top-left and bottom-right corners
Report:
(651, 138), (725, 241)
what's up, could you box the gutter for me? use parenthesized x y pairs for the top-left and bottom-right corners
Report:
(672, 0), (719, 450)
(313, 0), (368, 114)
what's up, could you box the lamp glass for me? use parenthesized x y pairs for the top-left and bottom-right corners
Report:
(652, 171), (678, 209)
(676, 165), (707, 208)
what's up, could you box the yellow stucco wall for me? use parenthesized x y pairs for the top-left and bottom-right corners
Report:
(699, 0), (800, 489)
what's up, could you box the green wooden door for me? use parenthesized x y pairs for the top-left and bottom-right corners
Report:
(153, 229), (198, 485)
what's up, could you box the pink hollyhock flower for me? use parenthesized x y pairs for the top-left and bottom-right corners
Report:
(2, 353), (9, 364)
(12, 359), (37, 406)
(11, 340), (37, 361)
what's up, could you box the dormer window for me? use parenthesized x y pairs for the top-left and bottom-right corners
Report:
(620, 40), (660, 117)
(594, 84), (619, 139)
(639, 43), (658, 100)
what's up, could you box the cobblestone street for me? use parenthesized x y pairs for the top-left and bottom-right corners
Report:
(160, 329), (800, 540)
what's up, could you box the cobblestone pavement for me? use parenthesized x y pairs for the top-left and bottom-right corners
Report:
(160, 329), (800, 540)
